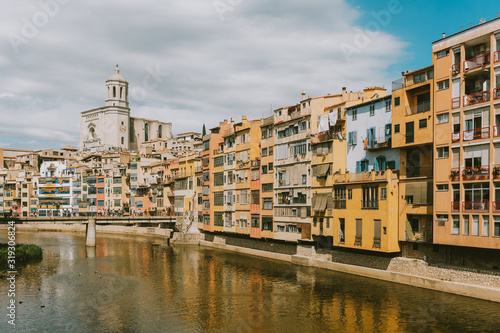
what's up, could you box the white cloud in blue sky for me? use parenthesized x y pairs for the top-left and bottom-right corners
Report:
(0, 0), (418, 149)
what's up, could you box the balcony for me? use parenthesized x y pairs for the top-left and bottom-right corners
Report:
(493, 165), (500, 179)
(462, 165), (489, 180)
(494, 88), (500, 100)
(495, 50), (500, 63)
(493, 201), (500, 212)
(462, 127), (490, 141)
(251, 160), (261, 167)
(366, 137), (391, 150)
(464, 53), (490, 71)
(405, 100), (431, 115)
(405, 165), (432, 178)
(451, 97), (460, 109)
(451, 131), (460, 142)
(333, 200), (346, 209)
(361, 200), (378, 210)
(451, 63), (461, 76)
(462, 201), (489, 212)
(464, 90), (490, 106)
(450, 168), (460, 181)
(451, 201), (460, 211)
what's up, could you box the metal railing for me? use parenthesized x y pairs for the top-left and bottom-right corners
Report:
(462, 201), (489, 212)
(464, 90), (490, 106)
(333, 200), (346, 209)
(492, 201), (500, 212)
(450, 168), (460, 181)
(361, 200), (378, 210)
(451, 63), (461, 76)
(462, 165), (490, 179)
(495, 50), (500, 63)
(462, 126), (490, 141)
(494, 87), (500, 100)
(463, 53), (490, 71)
(405, 100), (431, 115)
(451, 201), (460, 211)
(451, 97), (460, 109)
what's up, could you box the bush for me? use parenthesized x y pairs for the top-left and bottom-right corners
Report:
(0, 243), (43, 269)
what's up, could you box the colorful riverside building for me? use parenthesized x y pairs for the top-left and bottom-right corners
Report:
(432, 18), (500, 256)
(37, 162), (74, 217)
(333, 88), (401, 253)
(391, 66), (435, 257)
(222, 120), (236, 233)
(260, 116), (274, 238)
(233, 116), (261, 236)
(310, 88), (366, 246)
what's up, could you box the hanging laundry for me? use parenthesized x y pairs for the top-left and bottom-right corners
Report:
(318, 115), (329, 132)
(329, 113), (338, 126)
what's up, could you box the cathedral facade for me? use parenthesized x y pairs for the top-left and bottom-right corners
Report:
(80, 67), (172, 152)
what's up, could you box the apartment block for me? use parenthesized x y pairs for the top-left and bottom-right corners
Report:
(432, 18), (500, 250)
(392, 66), (435, 256)
(260, 117), (274, 239)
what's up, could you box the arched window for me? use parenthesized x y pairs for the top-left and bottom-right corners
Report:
(89, 127), (95, 139)
(121, 137), (124, 145)
(120, 87), (123, 98)
(158, 125), (162, 138)
(113, 86), (116, 97)
(145, 123), (149, 141)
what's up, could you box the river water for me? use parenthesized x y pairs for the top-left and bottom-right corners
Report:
(1, 232), (500, 332)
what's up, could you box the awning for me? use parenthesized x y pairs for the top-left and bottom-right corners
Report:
(313, 195), (327, 212)
(313, 164), (330, 177)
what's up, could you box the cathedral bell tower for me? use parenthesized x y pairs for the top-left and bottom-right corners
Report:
(106, 65), (129, 108)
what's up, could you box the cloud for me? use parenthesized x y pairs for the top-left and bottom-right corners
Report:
(0, 0), (407, 149)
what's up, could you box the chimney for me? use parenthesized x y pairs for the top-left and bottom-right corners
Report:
(242, 115), (247, 121)
(442, 32), (446, 38)
(301, 90), (306, 101)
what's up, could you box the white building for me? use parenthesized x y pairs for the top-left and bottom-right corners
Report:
(80, 66), (173, 152)
(345, 93), (400, 173)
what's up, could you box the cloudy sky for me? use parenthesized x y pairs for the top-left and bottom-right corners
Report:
(0, 0), (498, 149)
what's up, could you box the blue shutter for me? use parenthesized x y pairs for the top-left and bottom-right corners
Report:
(374, 157), (380, 171)
(356, 161), (361, 173)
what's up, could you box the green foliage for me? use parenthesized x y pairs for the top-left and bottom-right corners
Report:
(0, 243), (43, 269)
(202, 124), (206, 136)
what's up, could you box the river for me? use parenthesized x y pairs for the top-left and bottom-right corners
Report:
(1, 232), (500, 332)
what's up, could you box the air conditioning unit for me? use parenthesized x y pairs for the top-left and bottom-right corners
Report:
(474, 44), (486, 55)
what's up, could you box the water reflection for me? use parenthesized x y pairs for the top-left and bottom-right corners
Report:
(1, 232), (499, 332)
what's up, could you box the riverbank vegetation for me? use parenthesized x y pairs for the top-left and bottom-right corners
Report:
(0, 243), (43, 270)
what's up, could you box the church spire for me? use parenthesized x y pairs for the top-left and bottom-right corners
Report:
(105, 66), (129, 108)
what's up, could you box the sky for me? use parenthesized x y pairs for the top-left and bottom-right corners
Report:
(0, 0), (499, 150)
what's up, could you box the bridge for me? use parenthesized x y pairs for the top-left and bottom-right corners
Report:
(0, 216), (177, 229)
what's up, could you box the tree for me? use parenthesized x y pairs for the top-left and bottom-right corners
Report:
(202, 124), (206, 136)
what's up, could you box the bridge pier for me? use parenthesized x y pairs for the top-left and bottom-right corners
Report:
(86, 218), (96, 247)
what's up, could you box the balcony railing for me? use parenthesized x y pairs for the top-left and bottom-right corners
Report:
(451, 131), (460, 142)
(464, 53), (490, 71)
(361, 200), (378, 210)
(450, 168), (460, 181)
(451, 63), (461, 76)
(333, 200), (346, 209)
(462, 165), (490, 180)
(493, 201), (500, 212)
(493, 165), (500, 178)
(251, 160), (261, 167)
(493, 126), (500, 138)
(495, 50), (500, 63)
(366, 137), (391, 150)
(494, 87), (500, 100)
(451, 97), (460, 109)
(451, 201), (460, 211)
(462, 201), (489, 212)
(464, 90), (490, 106)
(462, 127), (490, 141)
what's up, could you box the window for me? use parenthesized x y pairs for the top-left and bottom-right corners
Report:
(262, 165), (268, 174)
(394, 97), (400, 106)
(381, 187), (387, 200)
(472, 215), (479, 236)
(362, 186), (378, 209)
(262, 198), (273, 210)
(369, 105), (375, 116)
(394, 124), (400, 133)
(437, 49), (450, 58)
(268, 162), (273, 171)
(121, 137), (124, 145)
(463, 215), (469, 235)
(483, 216), (489, 236)
(98, 200), (104, 207)
(214, 156), (224, 167)
(251, 216), (260, 228)
(348, 131), (357, 145)
(494, 216), (500, 237)
(98, 178), (104, 183)
(339, 218), (345, 243)
(98, 188), (104, 194)
(419, 118), (427, 129)
(437, 184), (449, 191)
(352, 109), (357, 120)
(437, 147), (449, 158)
(262, 148), (268, 157)
(452, 215), (460, 234)
(355, 219), (362, 245)
(385, 100), (391, 112)
(262, 217), (273, 231)
(348, 189), (352, 200)
(437, 79), (449, 90)
(262, 183), (273, 192)
(414, 72), (426, 84)
(437, 113), (449, 124)
(261, 130), (268, 139)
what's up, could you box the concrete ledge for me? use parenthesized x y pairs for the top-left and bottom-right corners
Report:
(200, 240), (292, 263)
(291, 255), (313, 266)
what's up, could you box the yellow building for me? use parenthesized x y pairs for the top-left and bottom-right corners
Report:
(391, 66), (435, 257)
(432, 18), (500, 251)
(260, 117), (274, 239)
